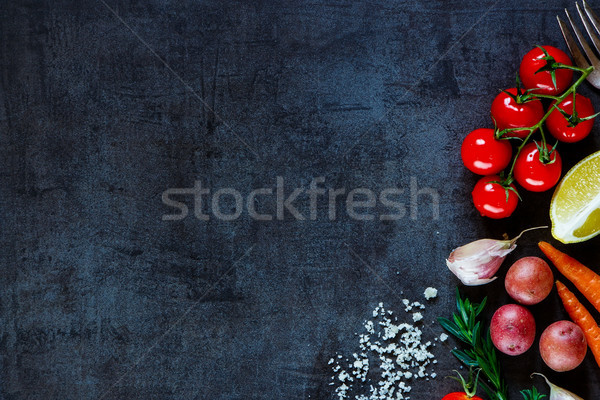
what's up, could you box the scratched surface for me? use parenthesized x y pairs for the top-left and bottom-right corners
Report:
(1, 0), (599, 399)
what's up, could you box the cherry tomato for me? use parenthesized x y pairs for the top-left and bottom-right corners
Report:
(461, 128), (512, 175)
(546, 93), (596, 143)
(514, 142), (562, 192)
(442, 393), (483, 400)
(491, 88), (544, 139)
(519, 46), (573, 95)
(472, 175), (519, 219)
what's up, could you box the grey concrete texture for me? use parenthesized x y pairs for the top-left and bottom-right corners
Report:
(1, 0), (599, 399)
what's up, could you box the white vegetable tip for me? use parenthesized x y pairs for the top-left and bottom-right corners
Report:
(532, 373), (584, 400)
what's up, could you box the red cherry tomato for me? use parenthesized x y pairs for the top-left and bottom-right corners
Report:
(491, 88), (544, 139)
(514, 142), (562, 192)
(546, 93), (596, 143)
(442, 393), (484, 400)
(519, 46), (573, 95)
(472, 175), (519, 219)
(461, 128), (512, 175)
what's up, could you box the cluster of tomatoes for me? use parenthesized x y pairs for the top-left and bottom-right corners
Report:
(461, 46), (597, 219)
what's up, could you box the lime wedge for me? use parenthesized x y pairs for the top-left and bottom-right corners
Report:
(550, 150), (600, 244)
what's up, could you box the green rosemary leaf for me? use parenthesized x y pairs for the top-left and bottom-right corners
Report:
(451, 349), (478, 366)
(437, 317), (465, 342)
(441, 290), (509, 400)
(475, 297), (487, 316)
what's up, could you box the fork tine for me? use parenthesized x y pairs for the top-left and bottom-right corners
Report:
(565, 7), (600, 67)
(557, 14), (591, 69)
(583, 0), (600, 47)
(576, 2), (600, 56)
(583, 0), (600, 33)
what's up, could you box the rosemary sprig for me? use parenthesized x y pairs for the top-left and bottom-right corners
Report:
(521, 386), (546, 400)
(438, 289), (509, 400)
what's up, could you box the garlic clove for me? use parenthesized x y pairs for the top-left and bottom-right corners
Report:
(446, 239), (515, 286)
(446, 226), (547, 286)
(532, 373), (585, 400)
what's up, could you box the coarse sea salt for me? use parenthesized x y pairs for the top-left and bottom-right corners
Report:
(329, 297), (437, 400)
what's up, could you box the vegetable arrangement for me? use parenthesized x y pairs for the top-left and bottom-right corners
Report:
(438, 290), (580, 400)
(441, 234), (600, 399)
(444, 29), (599, 398)
(461, 45), (598, 219)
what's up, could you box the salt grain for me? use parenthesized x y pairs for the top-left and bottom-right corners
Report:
(424, 287), (438, 300)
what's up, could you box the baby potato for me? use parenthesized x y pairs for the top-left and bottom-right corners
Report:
(540, 320), (587, 372)
(490, 304), (536, 356)
(505, 257), (553, 305)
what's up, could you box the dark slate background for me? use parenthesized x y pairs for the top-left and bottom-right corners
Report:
(1, 0), (599, 399)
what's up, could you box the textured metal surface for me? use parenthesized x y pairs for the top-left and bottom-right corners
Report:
(1, 1), (599, 399)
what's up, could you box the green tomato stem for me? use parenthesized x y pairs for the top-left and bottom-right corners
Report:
(528, 93), (558, 100)
(502, 65), (593, 183)
(554, 63), (586, 72)
(540, 124), (547, 151)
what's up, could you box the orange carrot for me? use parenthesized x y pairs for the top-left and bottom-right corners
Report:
(539, 241), (600, 313)
(556, 280), (600, 367)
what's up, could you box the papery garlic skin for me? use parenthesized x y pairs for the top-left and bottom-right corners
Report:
(446, 238), (516, 286)
(446, 227), (548, 286)
(532, 373), (584, 400)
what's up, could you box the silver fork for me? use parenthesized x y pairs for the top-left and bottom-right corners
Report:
(557, 0), (600, 88)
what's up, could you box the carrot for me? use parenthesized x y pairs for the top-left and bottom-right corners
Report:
(556, 280), (600, 367)
(539, 241), (600, 313)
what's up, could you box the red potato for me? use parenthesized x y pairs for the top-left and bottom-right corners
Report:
(539, 320), (587, 372)
(505, 257), (554, 305)
(490, 304), (536, 356)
